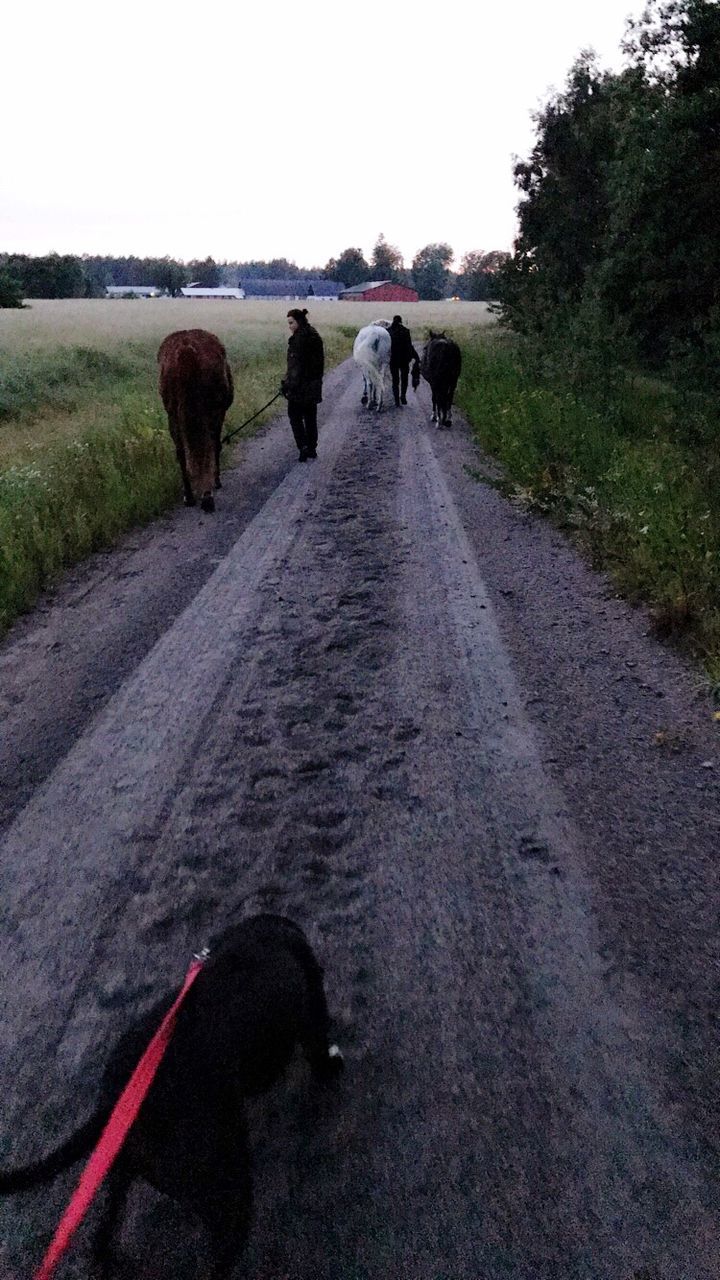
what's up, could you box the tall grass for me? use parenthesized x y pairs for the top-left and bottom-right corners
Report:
(456, 330), (720, 680)
(0, 299), (493, 632)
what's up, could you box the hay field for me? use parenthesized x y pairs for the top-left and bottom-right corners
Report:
(0, 297), (496, 356)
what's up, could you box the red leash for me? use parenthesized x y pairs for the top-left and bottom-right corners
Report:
(34, 953), (207, 1280)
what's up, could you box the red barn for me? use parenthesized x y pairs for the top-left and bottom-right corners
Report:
(339, 280), (419, 303)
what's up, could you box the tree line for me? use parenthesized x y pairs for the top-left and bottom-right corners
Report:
(0, 236), (508, 307)
(497, 0), (720, 389)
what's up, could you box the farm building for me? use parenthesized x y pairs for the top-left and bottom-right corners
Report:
(106, 285), (162, 298)
(339, 281), (419, 303)
(241, 279), (345, 300)
(180, 285), (245, 300)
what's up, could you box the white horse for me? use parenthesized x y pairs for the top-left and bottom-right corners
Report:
(353, 324), (392, 412)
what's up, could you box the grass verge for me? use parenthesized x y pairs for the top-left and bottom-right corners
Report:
(456, 329), (720, 686)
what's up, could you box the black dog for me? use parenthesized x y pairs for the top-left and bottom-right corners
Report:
(0, 914), (343, 1277)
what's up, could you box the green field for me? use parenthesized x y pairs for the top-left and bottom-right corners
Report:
(0, 299), (494, 632)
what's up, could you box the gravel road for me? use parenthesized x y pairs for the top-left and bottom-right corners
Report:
(1, 357), (719, 1280)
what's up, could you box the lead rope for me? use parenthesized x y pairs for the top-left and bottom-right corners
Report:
(221, 391), (283, 446)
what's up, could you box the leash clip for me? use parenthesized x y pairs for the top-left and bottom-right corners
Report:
(193, 946), (211, 963)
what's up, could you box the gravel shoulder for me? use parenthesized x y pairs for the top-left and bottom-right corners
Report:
(1, 359), (719, 1280)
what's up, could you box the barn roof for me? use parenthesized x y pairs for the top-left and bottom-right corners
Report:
(339, 281), (391, 295)
(241, 278), (344, 297)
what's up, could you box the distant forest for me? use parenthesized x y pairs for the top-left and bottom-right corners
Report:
(0, 237), (508, 306)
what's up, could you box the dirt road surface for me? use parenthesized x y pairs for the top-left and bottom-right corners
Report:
(1, 359), (719, 1280)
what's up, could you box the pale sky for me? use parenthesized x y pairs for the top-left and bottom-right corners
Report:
(1, 0), (647, 270)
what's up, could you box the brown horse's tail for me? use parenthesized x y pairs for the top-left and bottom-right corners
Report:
(411, 357), (421, 391)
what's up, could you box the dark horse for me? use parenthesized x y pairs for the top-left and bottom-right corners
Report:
(421, 332), (462, 428)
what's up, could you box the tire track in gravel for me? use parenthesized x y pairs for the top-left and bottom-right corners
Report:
(1, 369), (719, 1280)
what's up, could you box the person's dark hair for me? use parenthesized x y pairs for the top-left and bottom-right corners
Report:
(392, 315), (403, 324)
(287, 308), (309, 325)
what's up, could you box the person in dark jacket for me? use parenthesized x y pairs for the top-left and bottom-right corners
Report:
(281, 308), (324, 461)
(388, 315), (419, 407)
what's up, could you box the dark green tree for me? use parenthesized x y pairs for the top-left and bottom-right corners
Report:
(600, 0), (720, 370)
(498, 52), (621, 338)
(458, 250), (509, 300)
(155, 259), (189, 296)
(0, 266), (23, 308)
(14, 253), (86, 298)
(412, 243), (454, 299)
(324, 247), (369, 286)
(188, 256), (221, 287)
(371, 233), (404, 282)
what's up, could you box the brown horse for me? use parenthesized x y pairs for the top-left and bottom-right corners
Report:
(158, 329), (234, 512)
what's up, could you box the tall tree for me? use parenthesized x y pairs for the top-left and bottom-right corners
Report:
(458, 250), (509, 300)
(324, 247), (370, 287)
(188, 256), (221, 287)
(155, 259), (189, 297)
(0, 265), (23, 308)
(371, 233), (404, 282)
(601, 0), (720, 368)
(412, 243), (454, 300)
(9, 253), (87, 298)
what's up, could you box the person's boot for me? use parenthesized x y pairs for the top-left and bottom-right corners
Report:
(298, 448), (308, 462)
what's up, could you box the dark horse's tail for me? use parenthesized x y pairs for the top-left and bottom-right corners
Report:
(0, 1107), (109, 1193)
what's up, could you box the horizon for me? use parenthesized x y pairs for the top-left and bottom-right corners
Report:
(2, 0), (647, 268)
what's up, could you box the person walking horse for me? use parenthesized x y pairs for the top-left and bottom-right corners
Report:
(388, 315), (419, 407)
(281, 308), (324, 461)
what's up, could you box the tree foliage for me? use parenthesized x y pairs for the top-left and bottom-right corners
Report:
(0, 266), (24, 308)
(412, 243), (454, 300)
(2, 253), (87, 299)
(370, 233), (404, 282)
(458, 250), (509, 300)
(324, 247), (370, 287)
(498, 0), (720, 386)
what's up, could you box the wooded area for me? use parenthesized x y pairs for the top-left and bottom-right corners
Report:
(497, 0), (720, 391)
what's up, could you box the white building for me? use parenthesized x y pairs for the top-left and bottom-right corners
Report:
(106, 285), (162, 298)
(180, 285), (245, 300)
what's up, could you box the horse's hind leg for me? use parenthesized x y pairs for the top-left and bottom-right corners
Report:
(445, 380), (457, 427)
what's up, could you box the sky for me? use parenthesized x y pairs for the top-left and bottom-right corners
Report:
(1, 0), (649, 271)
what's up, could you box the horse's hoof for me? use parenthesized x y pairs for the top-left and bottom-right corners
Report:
(200, 493), (215, 513)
